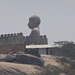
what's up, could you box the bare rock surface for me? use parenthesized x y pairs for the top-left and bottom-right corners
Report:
(0, 54), (6, 61)
(41, 55), (60, 67)
(0, 55), (66, 75)
(0, 62), (40, 75)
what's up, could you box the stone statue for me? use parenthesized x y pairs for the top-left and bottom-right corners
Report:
(24, 15), (48, 45)
(28, 15), (41, 38)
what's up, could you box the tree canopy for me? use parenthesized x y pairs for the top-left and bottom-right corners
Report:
(53, 41), (75, 59)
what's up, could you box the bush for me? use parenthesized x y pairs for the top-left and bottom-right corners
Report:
(37, 64), (61, 75)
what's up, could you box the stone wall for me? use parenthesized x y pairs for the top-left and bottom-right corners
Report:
(0, 44), (25, 54)
(0, 32), (48, 54)
(24, 35), (48, 45)
(0, 33), (24, 46)
(0, 33), (25, 54)
(0, 33), (48, 46)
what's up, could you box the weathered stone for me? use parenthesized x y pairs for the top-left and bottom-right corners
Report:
(0, 54), (6, 61)
(24, 15), (48, 45)
(27, 15), (41, 45)
(4, 52), (16, 62)
(16, 54), (44, 66)
(17, 51), (25, 54)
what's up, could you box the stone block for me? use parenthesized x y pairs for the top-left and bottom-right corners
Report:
(16, 54), (44, 66)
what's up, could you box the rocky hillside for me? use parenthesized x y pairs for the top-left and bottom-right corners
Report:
(0, 54), (75, 75)
(0, 62), (40, 75)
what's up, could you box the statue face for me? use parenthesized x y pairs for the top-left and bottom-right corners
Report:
(28, 15), (41, 29)
(28, 19), (35, 29)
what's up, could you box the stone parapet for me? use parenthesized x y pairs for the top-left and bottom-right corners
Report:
(0, 33), (24, 46)
(24, 35), (48, 45)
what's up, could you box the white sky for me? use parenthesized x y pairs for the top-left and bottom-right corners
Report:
(0, 0), (75, 46)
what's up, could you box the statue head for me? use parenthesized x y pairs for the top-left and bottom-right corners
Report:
(28, 15), (41, 29)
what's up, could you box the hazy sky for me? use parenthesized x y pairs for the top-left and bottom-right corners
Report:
(0, 0), (75, 46)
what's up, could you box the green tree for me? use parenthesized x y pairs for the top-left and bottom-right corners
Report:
(53, 41), (69, 47)
(53, 41), (75, 59)
(61, 42), (75, 59)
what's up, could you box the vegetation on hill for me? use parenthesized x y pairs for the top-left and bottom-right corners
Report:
(38, 41), (75, 75)
(38, 56), (75, 75)
(53, 41), (75, 59)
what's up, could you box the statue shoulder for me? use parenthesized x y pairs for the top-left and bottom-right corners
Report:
(29, 28), (40, 37)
